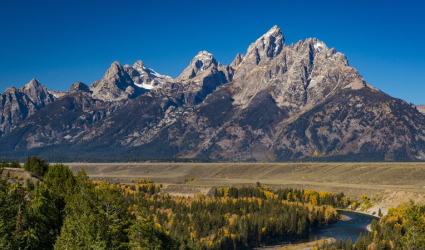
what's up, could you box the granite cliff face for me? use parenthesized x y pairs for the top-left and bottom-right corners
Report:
(1, 26), (424, 161)
(0, 79), (55, 135)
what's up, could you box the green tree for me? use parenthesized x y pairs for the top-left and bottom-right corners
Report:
(44, 164), (76, 196)
(0, 175), (27, 249)
(127, 205), (163, 249)
(24, 156), (49, 177)
(55, 170), (131, 250)
(23, 183), (59, 249)
(10, 160), (21, 168)
(1, 157), (9, 168)
(43, 164), (77, 238)
(401, 200), (425, 249)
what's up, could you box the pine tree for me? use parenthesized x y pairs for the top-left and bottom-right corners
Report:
(127, 205), (162, 249)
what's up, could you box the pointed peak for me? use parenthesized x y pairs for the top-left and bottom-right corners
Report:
(133, 60), (145, 69)
(191, 51), (217, 71)
(5, 86), (17, 93)
(69, 82), (91, 94)
(194, 51), (214, 59)
(176, 51), (218, 81)
(245, 26), (285, 63)
(28, 79), (41, 86)
(264, 25), (282, 36)
(230, 53), (245, 69)
(311, 38), (328, 52)
(104, 61), (125, 77)
(21, 79), (46, 91)
(123, 64), (131, 68)
(110, 61), (122, 68)
(255, 25), (284, 45)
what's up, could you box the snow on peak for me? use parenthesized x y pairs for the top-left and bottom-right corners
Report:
(195, 51), (213, 59)
(129, 60), (173, 90)
(134, 82), (154, 90)
(313, 41), (325, 52)
(193, 51), (215, 71)
(147, 68), (162, 78)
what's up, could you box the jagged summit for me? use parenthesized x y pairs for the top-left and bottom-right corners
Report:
(90, 61), (135, 101)
(176, 51), (218, 81)
(233, 26), (285, 78)
(193, 51), (215, 71)
(126, 60), (173, 90)
(230, 53), (245, 69)
(5, 86), (16, 93)
(248, 25), (285, 60)
(69, 82), (91, 94)
(0, 25), (423, 162)
(133, 60), (145, 69)
(22, 79), (42, 90)
(18, 79), (55, 107)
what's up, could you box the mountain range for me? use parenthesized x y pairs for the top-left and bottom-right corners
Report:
(1, 25), (425, 161)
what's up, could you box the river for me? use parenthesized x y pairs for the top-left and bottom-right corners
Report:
(293, 210), (378, 244)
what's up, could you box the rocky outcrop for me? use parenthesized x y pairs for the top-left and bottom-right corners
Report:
(124, 60), (173, 90)
(0, 80), (56, 134)
(233, 25), (285, 79)
(155, 51), (233, 105)
(417, 105), (425, 115)
(69, 82), (91, 94)
(176, 51), (217, 81)
(90, 61), (138, 101)
(230, 53), (244, 70)
(18, 79), (55, 108)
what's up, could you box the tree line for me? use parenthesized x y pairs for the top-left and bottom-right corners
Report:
(1, 156), (349, 249)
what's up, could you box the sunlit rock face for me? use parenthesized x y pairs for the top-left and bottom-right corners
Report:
(1, 25), (425, 161)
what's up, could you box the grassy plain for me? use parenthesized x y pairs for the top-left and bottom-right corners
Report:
(65, 162), (425, 199)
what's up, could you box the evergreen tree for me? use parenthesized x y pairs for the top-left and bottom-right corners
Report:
(55, 170), (131, 250)
(1, 157), (9, 168)
(9, 160), (21, 168)
(24, 156), (49, 177)
(400, 200), (425, 249)
(0, 175), (27, 249)
(127, 205), (163, 249)
(23, 183), (59, 249)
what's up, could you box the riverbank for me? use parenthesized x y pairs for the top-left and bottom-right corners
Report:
(277, 238), (336, 250)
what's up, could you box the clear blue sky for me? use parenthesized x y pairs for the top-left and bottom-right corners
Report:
(1, 0), (424, 104)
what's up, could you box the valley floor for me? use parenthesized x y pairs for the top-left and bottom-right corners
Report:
(65, 162), (425, 200)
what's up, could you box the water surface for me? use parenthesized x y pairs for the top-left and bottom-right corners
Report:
(293, 210), (377, 244)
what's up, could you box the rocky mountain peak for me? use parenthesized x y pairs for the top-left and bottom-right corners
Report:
(248, 25), (284, 60)
(104, 61), (124, 78)
(22, 79), (42, 90)
(230, 53), (245, 69)
(233, 26), (285, 79)
(5, 86), (17, 93)
(19, 79), (55, 108)
(176, 51), (218, 81)
(69, 82), (91, 94)
(133, 60), (145, 69)
(193, 51), (216, 71)
(124, 60), (173, 90)
(90, 61), (135, 101)
(2, 25), (424, 162)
